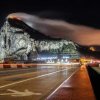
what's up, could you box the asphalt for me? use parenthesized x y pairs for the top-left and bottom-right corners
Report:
(0, 65), (79, 100)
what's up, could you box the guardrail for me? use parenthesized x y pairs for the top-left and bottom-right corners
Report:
(0, 63), (80, 69)
(87, 66), (100, 100)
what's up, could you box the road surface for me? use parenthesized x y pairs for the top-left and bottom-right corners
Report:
(0, 64), (79, 100)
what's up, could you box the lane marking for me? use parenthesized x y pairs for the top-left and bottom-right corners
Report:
(0, 66), (67, 79)
(0, 67), (39, 73)
(0, 67), (68, 80)
(0, 89), (41, 97)
(0, 65), (68, 75)
(46, 68), (79, 99)
(0, 67), (71, 89)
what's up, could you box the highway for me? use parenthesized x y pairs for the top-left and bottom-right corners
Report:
(0, 64), (79, 100)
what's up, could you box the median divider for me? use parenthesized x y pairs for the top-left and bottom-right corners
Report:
(0, 63), (80, 69)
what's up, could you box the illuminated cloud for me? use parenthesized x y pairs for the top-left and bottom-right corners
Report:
(7, 12), (100, 46)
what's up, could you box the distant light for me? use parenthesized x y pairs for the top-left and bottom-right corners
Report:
(62, 56), (69, 59)
(61, 59), (64, 62)
(46, 60), (55, 64)
(65, 59), (68, 62)
(37, 56), (57, 60)
(89, 47), (96, 51)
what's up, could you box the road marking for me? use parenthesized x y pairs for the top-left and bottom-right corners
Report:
(0, 67), (37, 73)
(0, 68), (71, 89)
(0, 89), (41, 97)
(0, 66), (64, 73)
(46, 68), (79, 99)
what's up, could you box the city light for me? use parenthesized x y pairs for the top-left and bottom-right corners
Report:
(0, 21), (79, 63)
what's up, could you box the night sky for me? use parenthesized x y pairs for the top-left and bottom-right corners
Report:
(0, 0), (100, 39)
(0, 0), (100, 28)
